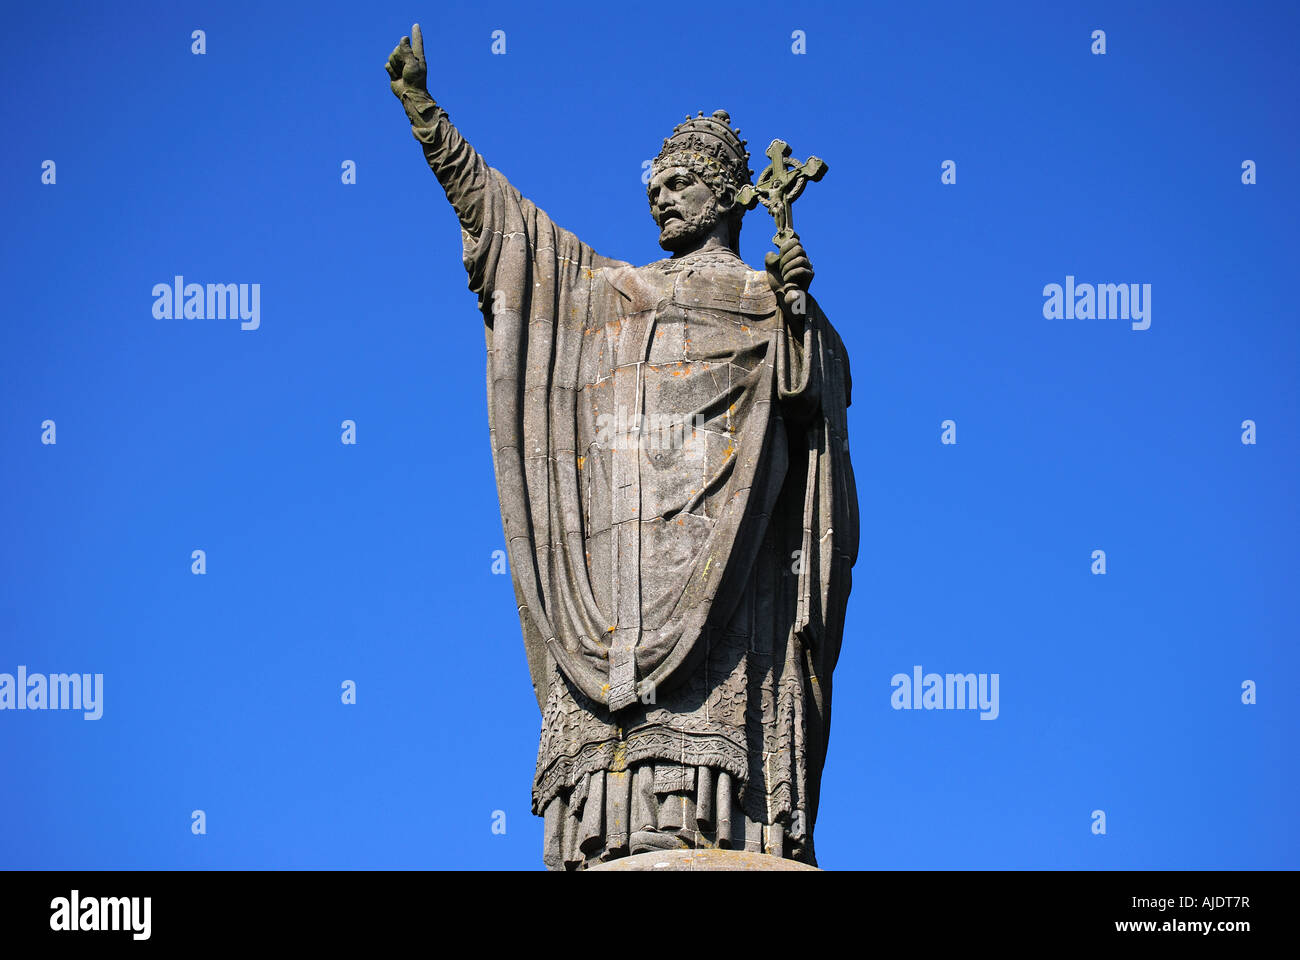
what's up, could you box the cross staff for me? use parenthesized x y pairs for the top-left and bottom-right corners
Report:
(737, 139), (828, 245)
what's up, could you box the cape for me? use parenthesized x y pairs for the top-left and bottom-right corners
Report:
(461, 164), (858, 779)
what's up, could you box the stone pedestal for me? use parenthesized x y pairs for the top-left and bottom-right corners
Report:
(585, 850), (820, 872)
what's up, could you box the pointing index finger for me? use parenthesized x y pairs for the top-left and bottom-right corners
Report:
(411, 23), (424, 60)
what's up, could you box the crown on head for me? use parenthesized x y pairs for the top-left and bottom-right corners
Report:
(653, 109), (753, 187)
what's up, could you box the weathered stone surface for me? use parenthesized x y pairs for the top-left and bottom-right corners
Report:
(587, 849), (822, 872)
(387, 22), (858, 871)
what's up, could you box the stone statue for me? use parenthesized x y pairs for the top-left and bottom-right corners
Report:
(387, 24), (859, 870)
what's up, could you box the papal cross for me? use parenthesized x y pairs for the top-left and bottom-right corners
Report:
(737, 139), (828, 244)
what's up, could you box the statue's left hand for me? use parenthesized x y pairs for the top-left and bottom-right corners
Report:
(765, 234), (814, 314)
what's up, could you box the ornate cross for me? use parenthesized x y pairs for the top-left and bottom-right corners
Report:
(737, 139), (828, 245)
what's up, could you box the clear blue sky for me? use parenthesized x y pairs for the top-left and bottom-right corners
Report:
(1, 0), (1295, 869)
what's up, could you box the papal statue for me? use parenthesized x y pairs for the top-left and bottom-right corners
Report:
(388, 24), (859, 870)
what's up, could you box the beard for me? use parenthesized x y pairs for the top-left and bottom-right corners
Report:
(657, 197), (723, 252)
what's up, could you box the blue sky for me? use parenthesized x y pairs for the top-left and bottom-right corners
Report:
(1, 0), (1296, 869)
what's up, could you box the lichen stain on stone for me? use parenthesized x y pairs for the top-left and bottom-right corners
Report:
(610, 741), (628, 773)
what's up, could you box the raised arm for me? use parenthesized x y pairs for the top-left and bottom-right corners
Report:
(385, 24), (488, 236)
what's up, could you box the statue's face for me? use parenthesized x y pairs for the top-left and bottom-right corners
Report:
(648, 165), (723, 252)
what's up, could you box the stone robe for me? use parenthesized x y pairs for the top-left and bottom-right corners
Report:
(405, 96), (858, 869)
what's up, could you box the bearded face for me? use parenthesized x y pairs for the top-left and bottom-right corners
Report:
(647, 165), (728, 253)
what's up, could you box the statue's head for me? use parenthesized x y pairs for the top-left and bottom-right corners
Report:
(647, 110), (754, 254)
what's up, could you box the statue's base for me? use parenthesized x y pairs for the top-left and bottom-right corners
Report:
(585, 849), (820, 872)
